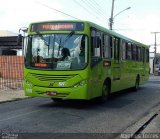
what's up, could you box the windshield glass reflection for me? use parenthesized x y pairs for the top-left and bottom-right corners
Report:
(26, 34), (88, 70)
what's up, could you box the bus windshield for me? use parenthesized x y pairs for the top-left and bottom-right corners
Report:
(26, 34), (88, 70)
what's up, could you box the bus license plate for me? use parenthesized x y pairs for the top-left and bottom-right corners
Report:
(46, 92), (57, 96)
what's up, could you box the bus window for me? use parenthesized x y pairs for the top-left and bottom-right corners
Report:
(95, 32), (101, 57)
(114, 37), (120, 62)
(126, 42), (132, 60)
(122, 40), (126, 60)
(110, 36), (113, 58)
(91, 30), (96, 57)
(103, 34), (111, 59)
(146, 49), (149, 62)
(132, 44), (137, 61)
(137, 46), (141, 61)
(142, 47), (145, 63)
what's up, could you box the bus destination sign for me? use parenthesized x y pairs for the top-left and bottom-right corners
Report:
(31, 22), (84, 32)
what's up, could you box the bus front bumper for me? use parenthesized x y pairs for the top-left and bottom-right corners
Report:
(24, 84), (89, 100)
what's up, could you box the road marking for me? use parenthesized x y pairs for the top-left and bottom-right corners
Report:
(0, 110), (41, 122)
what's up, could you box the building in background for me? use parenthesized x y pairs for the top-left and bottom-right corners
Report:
(154, 53), (160, 75)
(149, 52), (160, 75)
(0, 31), (24, 91)
(0, 30), (22, 55)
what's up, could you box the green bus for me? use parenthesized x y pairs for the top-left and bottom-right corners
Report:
(23, 20), (149, 102)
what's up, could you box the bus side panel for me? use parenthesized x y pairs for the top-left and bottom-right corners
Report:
(88, 61), (104, 99)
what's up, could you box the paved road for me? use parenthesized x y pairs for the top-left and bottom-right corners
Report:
(0, 77), (160, 137)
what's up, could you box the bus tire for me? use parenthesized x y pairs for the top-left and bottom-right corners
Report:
(51, 98), (63, 103)
(100, 81), (111, 102)
(133, 75), (140, 91)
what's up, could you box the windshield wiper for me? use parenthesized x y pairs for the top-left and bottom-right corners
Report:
(57, 31), (75, 57)
(63, 31), (75, 46)
(36, 31), (49, 47)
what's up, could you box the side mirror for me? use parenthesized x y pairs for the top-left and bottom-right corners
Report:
(17, 27), (28, 46)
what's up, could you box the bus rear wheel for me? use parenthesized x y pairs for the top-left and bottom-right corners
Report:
(133, 76), (140, 91)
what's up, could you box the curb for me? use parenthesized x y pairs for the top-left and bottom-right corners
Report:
(116, 103), (160, 139)
(0, 97), (31, 104)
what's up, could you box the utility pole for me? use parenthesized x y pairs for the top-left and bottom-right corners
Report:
(151, 32), (160, 74)
(151, 32), (160, 56)
(109, 0), (115, 30)
(109, 0), (131, 30)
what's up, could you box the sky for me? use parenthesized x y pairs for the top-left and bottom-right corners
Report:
(0, 0), (160, 53)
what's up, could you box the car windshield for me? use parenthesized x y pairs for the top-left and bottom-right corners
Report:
(25, 34), (88, 70)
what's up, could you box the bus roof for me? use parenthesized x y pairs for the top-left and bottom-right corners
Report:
(29, 20), (149, 48)
(85, 21), (149, 48)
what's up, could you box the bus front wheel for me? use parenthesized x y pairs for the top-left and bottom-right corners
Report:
(100, 82), (110, 102)
(51, 98), (63, 103)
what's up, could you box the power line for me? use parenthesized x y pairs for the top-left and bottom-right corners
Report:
(74, 0), (105, 19)
(92, 0), (109, 17)
(74, 0), (96, 18)
(36, 0), (108, 28)
(73, 0), (108, 24)
(99, 0), (109, 8)
(76, 0), (108, 21)
(86, 0), (109, 20)
(36, 1), (81, 20)
(83, 0), (109, 25)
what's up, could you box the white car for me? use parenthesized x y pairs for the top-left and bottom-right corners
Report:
(155, 65), (160, 75)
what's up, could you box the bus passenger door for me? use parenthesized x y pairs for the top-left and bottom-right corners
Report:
(90, 30), (103, 98)
(112, 37), (122, 92)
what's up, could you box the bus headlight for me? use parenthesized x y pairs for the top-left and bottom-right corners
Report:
(73, 79), (87, 88)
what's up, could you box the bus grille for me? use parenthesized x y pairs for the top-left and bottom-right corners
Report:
(29, 73), (77, 82)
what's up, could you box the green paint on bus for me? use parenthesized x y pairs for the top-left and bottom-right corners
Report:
(23, 20), (149, 101)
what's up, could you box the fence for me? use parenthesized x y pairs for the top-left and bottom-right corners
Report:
(0, 56), (24, 91)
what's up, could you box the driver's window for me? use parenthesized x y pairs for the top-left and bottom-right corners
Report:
(91, 30), (101, 57)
